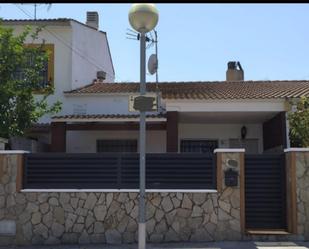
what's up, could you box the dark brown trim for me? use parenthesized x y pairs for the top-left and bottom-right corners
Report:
(51, 122), (66, 152)
(0, 155), (4, 183)
(240, 152), (246, 235)
(66, 122), (166, 131)
(16, 155), (23, 192)
(216, 152), (222, 192)
(166, 111), (178, 152)
(286, 151), (297, 234)
(263, 112), (287, 151)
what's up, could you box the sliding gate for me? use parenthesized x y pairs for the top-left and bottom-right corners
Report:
(245, 154), (287, 230)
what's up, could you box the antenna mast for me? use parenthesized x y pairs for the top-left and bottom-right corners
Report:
(154, 30), (158, 83)
(34, 3), (37, 20)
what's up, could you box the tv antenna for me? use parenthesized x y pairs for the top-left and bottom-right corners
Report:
(20, 3), (52, 20)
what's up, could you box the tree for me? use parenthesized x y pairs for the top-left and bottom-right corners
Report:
(288, 96), (309, 147)
(0, 23), (61, 139)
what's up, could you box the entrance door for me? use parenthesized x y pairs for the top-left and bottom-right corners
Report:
(245, 154), (287, 230)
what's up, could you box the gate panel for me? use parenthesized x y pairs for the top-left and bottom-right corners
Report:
(245, 154), (286, 230)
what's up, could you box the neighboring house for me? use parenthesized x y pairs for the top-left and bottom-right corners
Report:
(2, 13), (115, 147)
(37, 62), (309, 154)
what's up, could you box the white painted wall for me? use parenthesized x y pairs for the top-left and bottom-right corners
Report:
(71, 21), (114, 89)
(66, 130), (166, 153)
(179, 123), (264, 153)
(166, 99), (286, 112)
(60, 95), (132, 116)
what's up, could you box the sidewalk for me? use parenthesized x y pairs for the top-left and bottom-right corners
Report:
(1, 241), (309, 249)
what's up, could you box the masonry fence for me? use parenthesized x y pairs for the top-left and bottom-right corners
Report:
(0, 148), (308, 246)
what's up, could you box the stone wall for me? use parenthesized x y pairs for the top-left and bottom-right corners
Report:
(0, 152), (242, 246)
(295, 151), (309, 240)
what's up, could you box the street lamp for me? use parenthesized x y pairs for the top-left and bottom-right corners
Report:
(128, 4), (159, 249)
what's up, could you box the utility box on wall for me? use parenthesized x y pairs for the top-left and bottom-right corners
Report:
(224, 168), (238, 187)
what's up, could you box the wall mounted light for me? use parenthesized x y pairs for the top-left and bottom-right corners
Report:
(241, 125), (247, 139)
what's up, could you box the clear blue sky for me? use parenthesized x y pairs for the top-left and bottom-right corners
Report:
(1, 3), (309, 83)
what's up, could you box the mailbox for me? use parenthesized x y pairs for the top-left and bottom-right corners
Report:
(224, 168), (238, 187)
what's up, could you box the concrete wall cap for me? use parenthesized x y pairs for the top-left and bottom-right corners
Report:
(214, 148), (245, 153)
(284, 148), (309, 152)
(0, 150), (30, 154)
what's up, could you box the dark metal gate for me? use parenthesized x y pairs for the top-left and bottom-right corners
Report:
(245, 154), (287, 230)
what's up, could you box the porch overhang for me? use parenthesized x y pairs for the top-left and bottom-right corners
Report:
(51, 113), (167, 123)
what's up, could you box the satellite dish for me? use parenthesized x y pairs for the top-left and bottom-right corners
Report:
(148, 54), (158, 75)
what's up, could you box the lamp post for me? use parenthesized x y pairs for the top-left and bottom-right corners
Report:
(128, 4), (159, 249)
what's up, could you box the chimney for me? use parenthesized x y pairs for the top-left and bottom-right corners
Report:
(226, 61), (244, 81)
(96, 71), (106, 83)
(86, 11), (99, 30)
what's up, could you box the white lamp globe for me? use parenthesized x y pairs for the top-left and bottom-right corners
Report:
(129, 4), (159, 33)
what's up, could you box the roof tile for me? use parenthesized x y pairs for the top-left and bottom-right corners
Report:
(64, 80), (309, 100)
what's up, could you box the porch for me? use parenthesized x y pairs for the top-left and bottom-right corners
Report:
(49, 110), (288, 154)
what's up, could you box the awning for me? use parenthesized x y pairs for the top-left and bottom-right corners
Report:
(51, 113), (166, 123)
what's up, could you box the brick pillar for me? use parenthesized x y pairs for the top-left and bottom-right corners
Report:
(166, 111), (178, 152)
(51, 122), (66, 152)
(214, 148), (245, 238)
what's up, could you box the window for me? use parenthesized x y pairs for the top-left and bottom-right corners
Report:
(14, 44), (54, 89)
(97, 140), (138, 153)
(180, 139), (218, 155)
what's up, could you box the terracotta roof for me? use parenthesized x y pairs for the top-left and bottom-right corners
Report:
(52, 113), (166, 121)
(64, 80), (309, 100)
